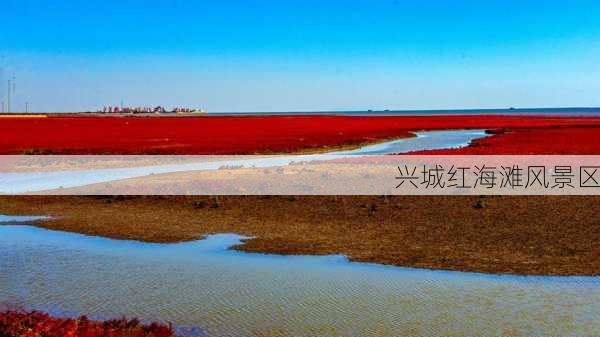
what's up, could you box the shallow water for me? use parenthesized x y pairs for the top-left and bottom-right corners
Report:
(0, 129), (487, 193)
(331, 129), (487, 155)
(0, 215), (51, 223)
(1, 221), (599, 337)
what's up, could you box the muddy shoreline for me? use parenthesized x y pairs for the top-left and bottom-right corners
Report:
(1, 195), (598, 276)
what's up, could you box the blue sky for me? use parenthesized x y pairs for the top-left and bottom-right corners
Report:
(2, 0), (600, 112)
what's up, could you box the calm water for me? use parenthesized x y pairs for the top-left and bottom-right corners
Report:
(1, 222), (599, 337)
(0, 129), (487, 194)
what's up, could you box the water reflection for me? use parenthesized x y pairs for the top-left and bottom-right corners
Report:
(1, 223), (598, 337)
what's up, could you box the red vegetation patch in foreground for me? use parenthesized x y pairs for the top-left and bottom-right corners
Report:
(2, 115), (600, 154)
(414, 126), (600, 155)
(0, 310), (176, 337)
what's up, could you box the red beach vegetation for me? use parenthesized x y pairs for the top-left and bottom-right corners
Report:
(413, 126), (600, 155)
(0, 310), (176, 337)
(1, 115), (600, 155)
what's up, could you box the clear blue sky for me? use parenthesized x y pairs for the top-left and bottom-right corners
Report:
(2, 0), (600, 112)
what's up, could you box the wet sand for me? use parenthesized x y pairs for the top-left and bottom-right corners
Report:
(1, 195), (599, 276)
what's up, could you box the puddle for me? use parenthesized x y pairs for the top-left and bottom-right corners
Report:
(0, 215), (51, 223)
(0, 221), (598, 336)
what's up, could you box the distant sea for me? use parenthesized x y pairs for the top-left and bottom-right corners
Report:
(210, 107), (600, 116)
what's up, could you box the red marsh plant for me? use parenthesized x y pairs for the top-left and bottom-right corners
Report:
(0, 310), (176, 337)
(3, 115), (600, 155)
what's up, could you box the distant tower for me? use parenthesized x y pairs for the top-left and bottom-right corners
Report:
(7, 79), (11, 113)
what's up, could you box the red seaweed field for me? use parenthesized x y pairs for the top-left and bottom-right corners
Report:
(0, 310), (176, 337)
(413, 126), (600, 155)
(1, 115), (600, 155)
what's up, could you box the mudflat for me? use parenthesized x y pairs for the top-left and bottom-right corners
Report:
(1, 195), (598, 276)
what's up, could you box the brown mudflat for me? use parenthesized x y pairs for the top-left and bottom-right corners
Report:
(0, 195), (598, 276)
